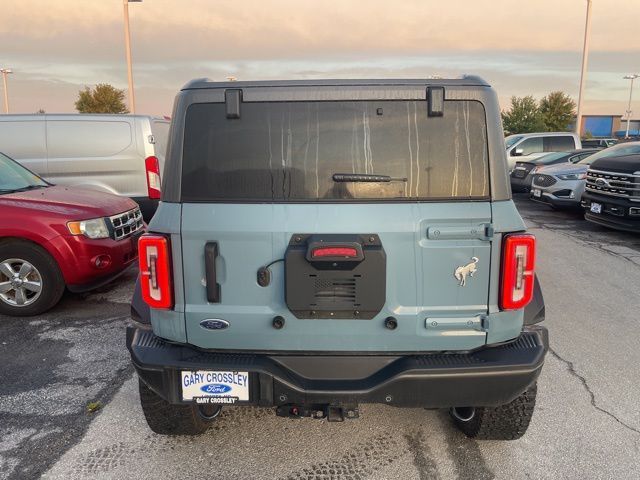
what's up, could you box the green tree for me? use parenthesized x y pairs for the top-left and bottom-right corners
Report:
(501, 96), (545, 134)
(75, 84), (129, 114)
(539, 91), (576, 132)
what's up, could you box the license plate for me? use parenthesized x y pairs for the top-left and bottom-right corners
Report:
(181, 370), (249, 404)
(532, 189), (542, 198)
(590, 202), (602, 214)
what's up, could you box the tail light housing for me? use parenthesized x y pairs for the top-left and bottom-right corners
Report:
(500, 233), (536, 310)
(139, 234), (173, 309)
(145, 156), (161, 200)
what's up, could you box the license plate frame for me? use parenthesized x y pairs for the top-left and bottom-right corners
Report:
(590, 202), (602, 214)
(513, 167), (527, 178)
(532, 189), (542, 198)
(181, 370), (250, 404)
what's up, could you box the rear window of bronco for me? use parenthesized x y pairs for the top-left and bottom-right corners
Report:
(181, 100), (489, 201)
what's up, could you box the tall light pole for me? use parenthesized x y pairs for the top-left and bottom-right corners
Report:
(623, 74), (639, 139)
(0, 68), (12, 114)
(123, 0), (142, 114)
(575, 0), (593, 136)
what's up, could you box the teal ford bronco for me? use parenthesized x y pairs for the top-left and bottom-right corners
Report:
(127, 77), (547, 440)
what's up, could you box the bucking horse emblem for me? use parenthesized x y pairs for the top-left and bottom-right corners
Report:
(454, 257), (479, 287)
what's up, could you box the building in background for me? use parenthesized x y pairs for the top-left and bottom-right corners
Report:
(612, 119), (640, 138)
(580, 115), (622, 138)
(570, 115), (639, 139)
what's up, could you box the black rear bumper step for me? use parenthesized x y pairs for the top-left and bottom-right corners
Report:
(127, 325), (548, 408)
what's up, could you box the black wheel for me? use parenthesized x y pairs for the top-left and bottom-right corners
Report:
(138, 378), (220, 435)
(0, 240), (65, 316)
(450, 383), (537, 440)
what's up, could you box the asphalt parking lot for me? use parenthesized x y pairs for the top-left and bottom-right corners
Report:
(1, 195), (640, 480)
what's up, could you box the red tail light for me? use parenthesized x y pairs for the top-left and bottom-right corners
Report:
(500, 233), (536, 310)
(145, 156), (161, 200)
(139, 234), (173, 309)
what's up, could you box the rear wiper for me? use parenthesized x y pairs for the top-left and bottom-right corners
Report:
(332, 173), (408, 183)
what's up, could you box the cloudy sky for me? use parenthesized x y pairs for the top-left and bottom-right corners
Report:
(1, 0), (638, 116)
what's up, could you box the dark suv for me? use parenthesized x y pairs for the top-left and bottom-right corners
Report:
(127, 77), (547, 440)
(582, 153), (640, 232)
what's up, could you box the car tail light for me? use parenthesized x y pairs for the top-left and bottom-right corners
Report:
(139, 234), (173, 309)
(500, 233), (536, 310)
(145, 156), (161, 200)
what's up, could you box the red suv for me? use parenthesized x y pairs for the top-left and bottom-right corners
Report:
(0, 152), (143, 316)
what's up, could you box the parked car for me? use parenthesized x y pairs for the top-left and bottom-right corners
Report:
(530, 141), (640, 208)
(581, 138), (618, 149)
(505, 132), (582, 171)
(0, 114), (169, 222)
(582, 153), (640, 232)
(510, 149), (598, 193)
(0, 152), (143, 316)
(128, 77), (547, 440)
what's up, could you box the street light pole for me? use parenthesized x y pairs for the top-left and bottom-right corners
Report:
(575, 0), (593, 136)
(0, 68), (12, 114)
(123, 0), (142, 114)
(623, 74), (639, 139)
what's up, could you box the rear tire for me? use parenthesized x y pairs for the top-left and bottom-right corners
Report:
(451, 383), (537, 440)
(138, 378), (220, 435)
(0, 240), (65, 317)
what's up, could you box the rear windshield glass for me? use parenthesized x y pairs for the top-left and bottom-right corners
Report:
(182, 100), (489, 201)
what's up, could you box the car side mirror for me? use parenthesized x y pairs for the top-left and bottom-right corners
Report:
(511, 148), (524, 157)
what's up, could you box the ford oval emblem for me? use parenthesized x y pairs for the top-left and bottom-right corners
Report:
(200, 319), (230, 330)
(200, 383), (232, 394)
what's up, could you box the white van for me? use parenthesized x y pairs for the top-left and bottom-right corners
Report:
(505, 132), (581, 171)
(0, 114), (170, 221)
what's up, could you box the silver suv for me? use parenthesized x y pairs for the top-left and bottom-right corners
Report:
(530, 142), (640, 208)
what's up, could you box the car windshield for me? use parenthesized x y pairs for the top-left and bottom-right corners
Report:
(0, 152), (48, 193)
(505, 135), (523, 149)
(532, 151), (568, 165)
(577, 142), (640, 165)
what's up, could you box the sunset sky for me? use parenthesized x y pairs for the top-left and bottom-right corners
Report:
(1, 0), (639, 116)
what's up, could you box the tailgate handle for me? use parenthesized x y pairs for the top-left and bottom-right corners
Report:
(427, 224), (493, 241)
(204, 242), (221, 303)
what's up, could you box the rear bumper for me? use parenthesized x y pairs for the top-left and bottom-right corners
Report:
(127, 325), (548, 408)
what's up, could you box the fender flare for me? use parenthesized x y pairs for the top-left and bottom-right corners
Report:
(523, 275), (545, 325)
(130, 275), (151, 324)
